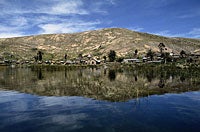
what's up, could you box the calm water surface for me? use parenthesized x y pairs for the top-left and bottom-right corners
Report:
(0, 66), (199, 132)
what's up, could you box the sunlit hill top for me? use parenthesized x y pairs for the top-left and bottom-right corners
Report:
(0, 28), (200, 61)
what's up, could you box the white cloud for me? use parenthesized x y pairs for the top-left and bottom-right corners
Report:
(31, 16), (62, 25)
(0, 0), (115, 38)
(38, 20), (101, 34)
(128, 26), (144, 32)
(10, 16), (28, 26)
(0, 0), (6, 5)
(50, 0), (88, 15)
(0, 33), (24, 38)
(178, 14), (196, 19)
(189, 28), (200, 35)
(189, 28), (200, 38)
(178, 11), (200, 19)
(151, 30), (187, 38)
(0, 25), (25, 38)
(0, 0), (116, 16)
(106, 0), (117, 5)
(88, 1), (109, 14)
(141, 0), (174, 8)
(0, 0), (88, 15)
(0, 15), (102, 37)
(150, 29), (200, 38)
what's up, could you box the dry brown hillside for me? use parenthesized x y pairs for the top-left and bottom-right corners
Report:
(0, 28), (200, 60)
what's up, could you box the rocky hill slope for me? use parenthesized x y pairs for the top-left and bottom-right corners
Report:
(0, 28), (200, 60)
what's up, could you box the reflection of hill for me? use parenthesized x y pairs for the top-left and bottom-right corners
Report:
(0, 66), (200, 102)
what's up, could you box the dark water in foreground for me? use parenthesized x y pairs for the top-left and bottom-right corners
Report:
(0, 66), (200, 132)
(0, 91), (199, 132)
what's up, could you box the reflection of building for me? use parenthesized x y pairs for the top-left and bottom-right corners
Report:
(0, 56), (5, 65)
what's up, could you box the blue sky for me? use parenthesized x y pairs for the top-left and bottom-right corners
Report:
(0, 0), (200, 38)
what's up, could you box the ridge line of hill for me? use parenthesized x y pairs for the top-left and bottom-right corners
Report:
(0, 28), (200, 60)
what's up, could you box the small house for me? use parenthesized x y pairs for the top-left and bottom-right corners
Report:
(87, 58), (101, 65)
(123, 59), (141, 63)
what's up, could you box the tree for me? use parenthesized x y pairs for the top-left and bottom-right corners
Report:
(37, 51), (43, 61)
(180, 50), (186, 58)
(34, 56), (38, 62)
(78, 53), (83, 63)
(116, 57), (124, 63)
(146, 49), (154, 61)
(103, 56), (107, 63)
(134, 49), (138, 56)
(187, 57), (193, 63)
(134, 49), (138, 57)
(158, 43), (165, 53)
(161, 52), (172, 63)
(108, 50), (116, 62)
(78, 53), (82, 58)
(64, 54), (67, 60)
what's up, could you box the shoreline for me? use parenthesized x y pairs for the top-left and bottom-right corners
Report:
(0, 62), (200, 70)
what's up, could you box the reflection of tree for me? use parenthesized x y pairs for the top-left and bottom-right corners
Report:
(180, 76), (185, 82)
(146, 69), (155, 82)
(78, 69), (83, 77)
(1, 66), (200, 102)
(108, 69), (116, 81)
(37, 68), (43, 80)
(134, 76), (138, 82)
(64, 67), (67, 78)
(158, 74), (165, 88)
(104, 69), (107, 75)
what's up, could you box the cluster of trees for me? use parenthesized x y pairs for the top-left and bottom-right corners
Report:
(147, 43), (194, 63)
(34, 51), (43, 62)
(107, 50), (124, 63)
(146, 43), (170, 61)
(107, 49), (139, 63)
(107, 42), (180, 63)
(32, 42), (192, 64)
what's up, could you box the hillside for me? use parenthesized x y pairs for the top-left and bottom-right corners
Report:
(0, 28), (200, 60)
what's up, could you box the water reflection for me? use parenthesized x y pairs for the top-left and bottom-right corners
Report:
(146, 69), (155, 82)
(108, 69), (116, 81)
(0, 66), (200, 101)
(37, 68), (43, 80)
(158, 74), (165, 88)
(0, 91), (199, 132)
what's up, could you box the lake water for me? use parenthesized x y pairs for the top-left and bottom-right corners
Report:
(0, 66), (199, 132)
